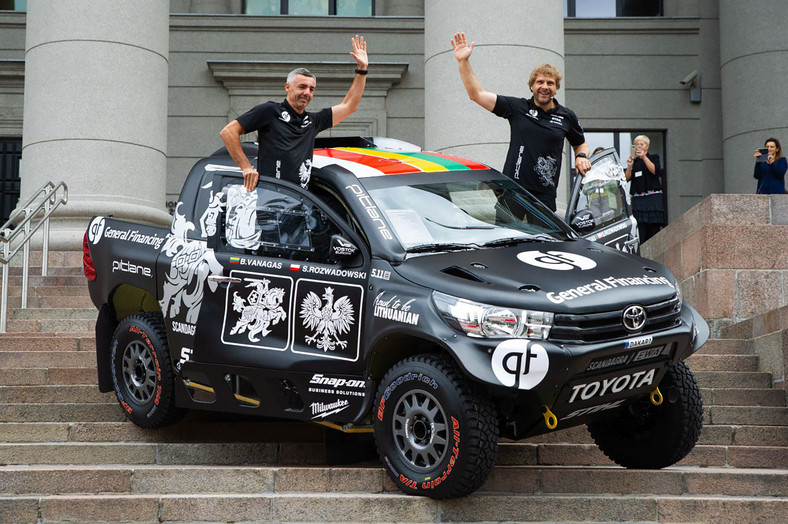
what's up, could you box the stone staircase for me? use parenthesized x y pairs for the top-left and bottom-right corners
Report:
(0, 250), (786, 523)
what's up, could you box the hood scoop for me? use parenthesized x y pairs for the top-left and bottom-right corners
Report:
(441, 265), (487, 283)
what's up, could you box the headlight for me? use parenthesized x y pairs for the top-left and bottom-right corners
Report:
(432, 291), (553, 339)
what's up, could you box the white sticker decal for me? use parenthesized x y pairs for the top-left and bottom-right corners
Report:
(517, 250), (597, 271)
(230, 278), (288, 342)
(301, 286), (355, 352)
(88, 217), (105, 244)
(491, 340), (549, 390)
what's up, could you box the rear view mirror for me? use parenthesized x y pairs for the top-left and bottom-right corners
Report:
(570, 209), (596, 235)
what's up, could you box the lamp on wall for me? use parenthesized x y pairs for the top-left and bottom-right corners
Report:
(680, 70), (701, 103)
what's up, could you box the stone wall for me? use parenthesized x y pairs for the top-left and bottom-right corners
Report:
(641, 193), (788, 388)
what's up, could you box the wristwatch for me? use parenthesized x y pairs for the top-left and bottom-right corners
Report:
(575, 152), (587, 159)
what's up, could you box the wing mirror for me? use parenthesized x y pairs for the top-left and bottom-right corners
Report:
(329, 234), (359, 264)
(570, 209), (596, 235)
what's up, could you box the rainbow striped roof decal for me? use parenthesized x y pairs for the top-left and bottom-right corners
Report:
(312, 147), (489, 178)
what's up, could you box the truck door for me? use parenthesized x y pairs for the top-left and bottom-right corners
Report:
(194, 176), (371, 386)
(565, 148), (640, 253)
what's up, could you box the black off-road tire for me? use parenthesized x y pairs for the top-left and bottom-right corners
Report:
(373, 353), (499, 499)
(110, 312), (185, 428)
(587, 360), (703, 469)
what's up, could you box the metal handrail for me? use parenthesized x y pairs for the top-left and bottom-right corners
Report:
(0, 181), (69, 332)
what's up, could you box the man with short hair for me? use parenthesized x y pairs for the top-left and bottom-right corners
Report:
(220, 35), (369, 191)
(451, 32), (590, 211)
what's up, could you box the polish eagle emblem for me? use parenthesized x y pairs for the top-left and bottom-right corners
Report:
(300, 286), (355, 352)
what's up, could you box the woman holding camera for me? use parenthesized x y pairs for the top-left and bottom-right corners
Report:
(625, 134), (664, 243)
(753, 138), (787, 194)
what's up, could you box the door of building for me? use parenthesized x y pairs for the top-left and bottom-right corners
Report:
(0, 138), (22, 224)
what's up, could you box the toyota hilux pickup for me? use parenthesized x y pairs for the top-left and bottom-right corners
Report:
(83, 136), (708, 499)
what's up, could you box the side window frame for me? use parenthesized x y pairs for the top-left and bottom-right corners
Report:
(209, 176), (367, 267)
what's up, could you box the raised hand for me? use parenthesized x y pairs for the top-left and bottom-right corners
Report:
(350, 35), (368, 70)
(451, 32), (475, 62)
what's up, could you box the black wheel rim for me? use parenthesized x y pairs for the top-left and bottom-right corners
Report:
(392, 389), (449, 471)
(122, 340), (157, 404)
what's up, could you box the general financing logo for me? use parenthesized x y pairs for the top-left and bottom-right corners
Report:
(88, 217), (105, 245)
(517, 250), (597, 271)
(546, 275), (674, 305)
(491, 340), (549, 390)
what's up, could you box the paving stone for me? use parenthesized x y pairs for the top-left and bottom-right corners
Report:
(40, 494), (159, 523)
(657, 495), (788, 524)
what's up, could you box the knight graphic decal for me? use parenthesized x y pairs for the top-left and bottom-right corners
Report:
(222, 271), (293, 350)
(298, 159), (313, 188)
(230, 278), (287, 342)
(293, 279), (363, 361)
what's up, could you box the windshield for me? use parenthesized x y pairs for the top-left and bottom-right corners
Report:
(367, 178), (572, 251)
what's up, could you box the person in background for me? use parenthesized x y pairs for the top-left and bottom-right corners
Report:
(625, 135), (664, 243)
(451, 32), (590, 212)
(753, 137), (786, 194)
(592, 146), (605, 155)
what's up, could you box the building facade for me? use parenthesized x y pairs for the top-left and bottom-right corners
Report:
(0, 0), (785, 247)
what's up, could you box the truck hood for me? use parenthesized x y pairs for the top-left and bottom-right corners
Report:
(393, 240), (678, 313)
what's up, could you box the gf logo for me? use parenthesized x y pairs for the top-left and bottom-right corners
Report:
(88, 217), (105, 245)
(491, 340), (549, 390)
(517, 250), (597, 271)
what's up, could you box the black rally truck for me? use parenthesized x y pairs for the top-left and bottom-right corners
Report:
(83, 137), (708, 499)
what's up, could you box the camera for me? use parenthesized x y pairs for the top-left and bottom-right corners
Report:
(680, 70), (698, 86)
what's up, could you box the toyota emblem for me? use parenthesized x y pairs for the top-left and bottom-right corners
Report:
(622, 305), (647, 332)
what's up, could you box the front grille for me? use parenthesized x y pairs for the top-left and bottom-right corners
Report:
(549, 296), (681, 344)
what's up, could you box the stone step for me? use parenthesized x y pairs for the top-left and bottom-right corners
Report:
(0, 367), (97, 386)
(498, 442), (788, 469)
(693, 370), (774, 389)
(6, 307), (96, 320)
(0, 438), (784, 469)
(0, 403), (125, 423)
(0, 333), (95, 351)
(0, 274), (88, 288)
(0, 469), (788, 523)
(0, 464), (785, 498)
(708, 405), (788, 427)
(0, 351), (96, 368)
(3, 265), (85, 276)
(3, 317), (96, 333)
(696, 338), (751, 355)
(1, 483), (786, 523)
(701, 388), (787, 407)
(6, 251), (83, 268)
(0, 385), (113, 404)
(688, 354), (760, 372)
(2, 284), (91, 297)
(0, 419), (325, 444)
(3, 294), (95, 308)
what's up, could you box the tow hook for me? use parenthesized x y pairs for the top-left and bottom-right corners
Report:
(542, 404), (558, 430)
(649, 386), (664, 406)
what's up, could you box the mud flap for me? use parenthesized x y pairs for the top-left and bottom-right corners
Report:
(95, 304), (115, 392)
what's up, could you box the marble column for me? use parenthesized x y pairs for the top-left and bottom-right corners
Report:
(424, 1), (570, 208)
(719, 0), (788, 194)
(22, 0), (171, 249)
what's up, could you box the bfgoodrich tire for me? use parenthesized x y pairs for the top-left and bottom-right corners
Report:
(374, 353), (499, 499)
(587, 360), (703, 469)
(110, 312), (185, 428)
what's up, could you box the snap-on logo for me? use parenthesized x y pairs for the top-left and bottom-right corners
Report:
(517, 250), (597, 271)
(491, 340), (549, 390)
